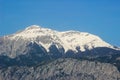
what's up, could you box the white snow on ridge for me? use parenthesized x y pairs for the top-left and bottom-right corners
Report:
(8, 25), (114, 52)
(58, 31), (112, 51)
(25, 25), (40, 30)
(11, 25), (56, 40)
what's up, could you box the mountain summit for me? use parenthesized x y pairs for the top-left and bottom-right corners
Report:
(25, 25), (41, 30)
(6, 25), (115, 52)
(0, 25), (119, 58)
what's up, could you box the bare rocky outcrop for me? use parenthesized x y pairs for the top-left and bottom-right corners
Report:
(0, 58), (120, 80)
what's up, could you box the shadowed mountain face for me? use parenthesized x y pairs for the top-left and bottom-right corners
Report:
(0, 25), (120, 80)
(0, 41), (119, 67)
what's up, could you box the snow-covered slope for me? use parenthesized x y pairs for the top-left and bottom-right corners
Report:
(7, 25), (115, 52)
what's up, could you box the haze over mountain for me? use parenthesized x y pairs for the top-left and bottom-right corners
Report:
(0, 25), (120, 80)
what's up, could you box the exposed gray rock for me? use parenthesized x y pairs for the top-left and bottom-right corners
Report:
(0, 58), (120, 80)
(0, 37), (30, 58)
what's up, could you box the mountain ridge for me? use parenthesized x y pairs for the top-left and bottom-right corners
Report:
(3, 25), (118, 52)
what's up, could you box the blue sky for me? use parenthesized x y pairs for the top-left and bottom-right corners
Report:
(0, 0), (120, 46)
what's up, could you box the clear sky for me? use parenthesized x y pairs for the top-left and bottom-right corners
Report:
(0, 0), (120, 46)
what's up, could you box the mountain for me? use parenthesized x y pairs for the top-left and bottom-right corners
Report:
(0, 25), (119, 58)
(6, 25), (116, 52)
(0, 25), (120, 80)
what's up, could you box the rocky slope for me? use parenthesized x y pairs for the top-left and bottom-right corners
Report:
(0, 58), (120, 80)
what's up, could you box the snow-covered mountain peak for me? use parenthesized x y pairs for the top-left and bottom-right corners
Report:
(59, 31), (113, 51)
(25, 25), (41, 30)
(24, 25), (53, 32)
(9, 25), (57, 40)
(6, 25), (116, 52)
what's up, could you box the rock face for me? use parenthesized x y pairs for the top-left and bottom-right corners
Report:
(0, 58), (120, 80)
